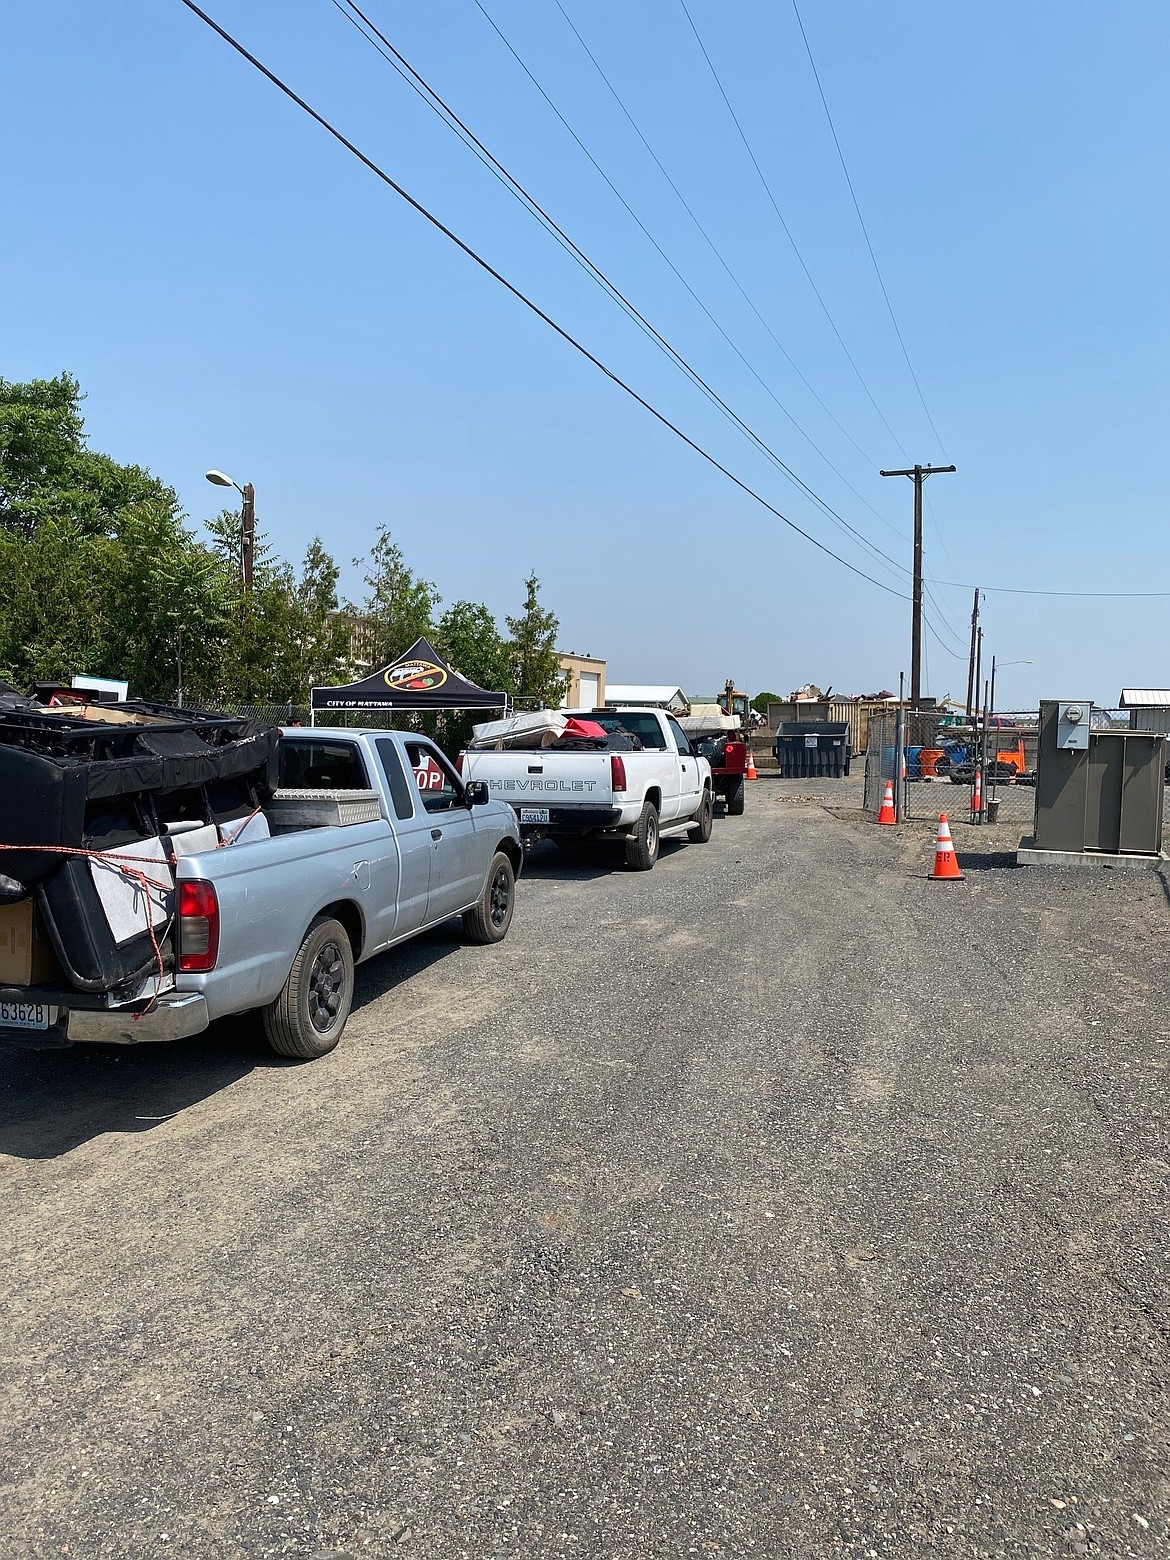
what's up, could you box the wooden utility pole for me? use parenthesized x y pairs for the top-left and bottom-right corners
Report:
(965, 587), (981, 720)
(879, 464), (956, 707)
(241, 482), (256, 593)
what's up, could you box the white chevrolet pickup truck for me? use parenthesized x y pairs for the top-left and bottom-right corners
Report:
(460, 707), (713, 870)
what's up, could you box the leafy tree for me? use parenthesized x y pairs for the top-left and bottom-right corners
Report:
(355, 525), (440, 671)
(433, 599), (514, 757)
(751, 691), (781, 715)
(506, 572), (564, 707)
(0, 520), (123, 688)
(436, 600), (513, 695)
(0, 373), (173, 537)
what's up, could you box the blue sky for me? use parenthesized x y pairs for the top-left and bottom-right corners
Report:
(4, 1), (1168, 706)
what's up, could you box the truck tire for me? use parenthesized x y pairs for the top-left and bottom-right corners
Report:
(726, 777), (746, 816)
(462, 851), (515, 944)
(263, 915), (354, 1060)
(624, 801), (659, 871)
(688, 789), (713, 843)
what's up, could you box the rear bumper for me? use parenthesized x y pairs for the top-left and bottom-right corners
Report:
(511, 804), (625, 840)
(0, 989), (210, 1048)
(68, 992), (210, 1044)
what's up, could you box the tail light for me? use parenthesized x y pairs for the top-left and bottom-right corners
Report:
(178, 879), (220, 972)
(610, 754), (627, 793)
(455, 752), (464, 775)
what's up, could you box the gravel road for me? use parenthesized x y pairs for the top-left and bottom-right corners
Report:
(2, 780), (1168, 1558)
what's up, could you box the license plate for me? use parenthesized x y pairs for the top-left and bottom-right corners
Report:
(0, 1000), (56, 1031)
(520, 807), (550, 824)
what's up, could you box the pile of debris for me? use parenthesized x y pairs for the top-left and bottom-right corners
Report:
(467, 710), (630, 751)
(0, 696), (278, 1000)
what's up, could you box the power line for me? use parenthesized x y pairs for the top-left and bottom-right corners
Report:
(922, 579), (966, 650)
(179, 4), (1168, 612)
(789, 0), (949, 458)
(922, 608), (968, 662)
(176, 0), (911, 602)
(675, 0), (909, 460)
(330, 0), (909, 582)
(472, 0), (905, 543)
(930, 580), (1170, 599)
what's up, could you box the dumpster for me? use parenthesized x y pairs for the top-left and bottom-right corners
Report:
(775, 721), (851, 778)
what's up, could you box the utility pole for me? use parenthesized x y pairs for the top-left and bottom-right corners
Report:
(879, 463), (956, 707)
(965, 587), (981, 720)
(241, 482), (256, 594)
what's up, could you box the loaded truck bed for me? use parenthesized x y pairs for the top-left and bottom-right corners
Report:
(460, 706), (713, 871)
(0, 723), (522, 1060)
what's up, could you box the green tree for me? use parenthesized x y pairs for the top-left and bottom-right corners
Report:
(436, 600), (513, 695)
(751, 691), (781, 715)
(506, 572), (564, 707)
(0, 373), (173, 537)
(355, 525), (440, 670)
(433, 599), (514, 757)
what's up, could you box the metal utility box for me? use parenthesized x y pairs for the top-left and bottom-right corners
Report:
(1034, 701), (1165, 855)
(1055, 700), (1091, 750)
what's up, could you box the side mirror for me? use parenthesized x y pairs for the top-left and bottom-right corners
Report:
(465, 780), (490, 807)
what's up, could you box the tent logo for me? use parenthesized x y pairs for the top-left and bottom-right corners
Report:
(385, 658), (448, 693)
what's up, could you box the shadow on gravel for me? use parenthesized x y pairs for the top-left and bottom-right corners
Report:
(0, 1019), (267, 1161)
(519, 839), (694, 880)
(954, 851), (1022, 872)
(350, 924), (465, 1013)
(0, 930), (474, 1161)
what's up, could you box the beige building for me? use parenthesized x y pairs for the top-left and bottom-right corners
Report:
(558, 652), (607, 711)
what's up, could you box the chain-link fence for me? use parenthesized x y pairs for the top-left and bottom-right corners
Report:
(864, 709), (1040, 826)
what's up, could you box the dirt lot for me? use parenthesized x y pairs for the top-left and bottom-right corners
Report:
(2, 777), (1168, 1558)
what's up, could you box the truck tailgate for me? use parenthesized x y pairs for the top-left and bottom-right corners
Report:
(462, 751), (614, 809)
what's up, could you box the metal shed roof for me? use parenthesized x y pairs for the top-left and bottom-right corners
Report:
(1119, 689), (1170, 708)
(604, 684), (689, 708)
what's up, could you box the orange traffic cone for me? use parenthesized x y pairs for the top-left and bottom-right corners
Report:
(877, 779), (897, 825)
(970, 765), (983, 821)
(931, 813), (963, 880)
(746, 748), (758, 780)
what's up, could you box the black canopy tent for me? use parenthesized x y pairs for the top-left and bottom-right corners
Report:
(310, 637), (510, 722)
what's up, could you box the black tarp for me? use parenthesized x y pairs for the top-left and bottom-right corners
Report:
(311, 637), (509, 714)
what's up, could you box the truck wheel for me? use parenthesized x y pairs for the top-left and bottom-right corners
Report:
(462, 851), (515, 944)
(726, 777), (746, 816)
(624, 802), (660, 871)
(688, 789), (713, 843)
(263, 915), (354, 1060)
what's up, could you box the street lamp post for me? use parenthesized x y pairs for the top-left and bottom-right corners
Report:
(205, 469), (255, 592)
(989, 657), (1034, 724)
(988, 657), (1035, 809)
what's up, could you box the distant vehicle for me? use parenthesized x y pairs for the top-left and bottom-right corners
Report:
(460, 706), (713, 870)
(677, 679), (753, 816)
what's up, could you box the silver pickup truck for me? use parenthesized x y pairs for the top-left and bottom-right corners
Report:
(0, 728), (522, 1061)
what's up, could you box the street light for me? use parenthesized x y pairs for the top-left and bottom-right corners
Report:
(205, 468), (255, 592)
(985, 657), (1036, 814)
(990, 657), (1034, 721)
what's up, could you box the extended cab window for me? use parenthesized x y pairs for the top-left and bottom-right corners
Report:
(403, 740), (463, 813)
(375, 738), (417, 820)
(279, 740), (368, 790)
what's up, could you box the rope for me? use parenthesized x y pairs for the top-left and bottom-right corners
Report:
(0, 843), (176, 1017)
(216, 806), (263, 847)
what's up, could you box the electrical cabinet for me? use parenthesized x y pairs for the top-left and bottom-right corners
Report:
(1034, 701), (1164, 855)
